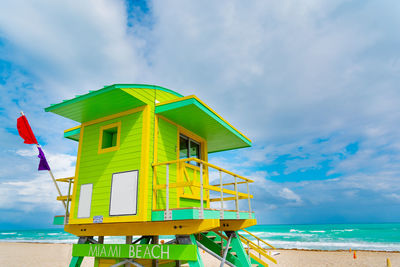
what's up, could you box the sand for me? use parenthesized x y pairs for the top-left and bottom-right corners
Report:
(0, 243), (399, 267)
(272, 249), (400, 267)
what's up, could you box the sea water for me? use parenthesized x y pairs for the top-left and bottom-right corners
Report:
(244, 223), (400, 251)
(1, 223), (399, 251)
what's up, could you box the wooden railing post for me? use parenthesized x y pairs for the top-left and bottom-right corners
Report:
(199, 163), (204, 219)
(247, 181), (252, 219)
(164, 164), (171, 220)
(219, 170), (224, 219)
(234, 175), (239, 219)
(152, 158), (255, 222)
(64, 178), (72, 224)
(247, 240), (250, 257)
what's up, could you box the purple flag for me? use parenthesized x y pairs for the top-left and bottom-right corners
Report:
(37, 147), (50, 171)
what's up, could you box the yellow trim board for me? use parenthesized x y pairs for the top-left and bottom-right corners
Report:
(64, 125), (81, 133)
(68, 125), (85, 222)
(65, 219), (220, 236)
(97, 121), (121, 154)
(152, 115), (159, 211)
(214, 219), (257, 231)
(139, 105), (151, 221)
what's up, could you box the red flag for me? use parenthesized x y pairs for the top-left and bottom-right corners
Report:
(17, 115), (38, 144)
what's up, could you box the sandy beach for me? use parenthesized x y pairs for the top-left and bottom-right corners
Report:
(0, 242), (399, 267)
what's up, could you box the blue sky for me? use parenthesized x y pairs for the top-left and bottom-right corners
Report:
(1, 0), (400, 229)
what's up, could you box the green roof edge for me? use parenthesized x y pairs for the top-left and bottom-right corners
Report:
(44, 84), (184, 112)
(155, 98), (252, 148)
(208, 144), (251, 154)
(64, 127), (81, 135)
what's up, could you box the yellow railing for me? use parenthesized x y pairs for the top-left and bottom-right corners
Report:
(215, 231), (277, 265)
(152, 158), (254, 220)
(241, 229), (276, 249)
(55, 176), (74, 224)
(238, 233), (277, 265)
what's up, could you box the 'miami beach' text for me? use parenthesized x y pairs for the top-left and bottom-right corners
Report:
(72, 244), (197, 261)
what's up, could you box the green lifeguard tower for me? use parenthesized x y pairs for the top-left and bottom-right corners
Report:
(46, 84), (277, 267)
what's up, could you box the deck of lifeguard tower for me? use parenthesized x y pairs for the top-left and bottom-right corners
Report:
(46, 84), (276, 267)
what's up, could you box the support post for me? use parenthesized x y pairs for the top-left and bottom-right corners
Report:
(69, 237), (89, 267)
(220, 233), (233, 267)
(176, 235), (204, 267)
(220, 231), (223, 257)
(226, 231), (252, 267)
(98, 236), (104, 244)
(247, 240), (250, 261)
(125, 236), (133, 267)
(152, 236), (159, 267)
(199, 163), (204, 219)
(196, 241), (235, 267)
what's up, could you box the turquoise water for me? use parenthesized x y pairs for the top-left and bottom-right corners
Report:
(244, 223), (400, 251)
(1, 223), (399, 251)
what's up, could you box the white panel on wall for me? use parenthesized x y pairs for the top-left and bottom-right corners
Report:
(77, 184), (93, 218)
(110, 170), (138, 216)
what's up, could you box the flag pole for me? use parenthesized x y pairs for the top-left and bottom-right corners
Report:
(20, 111), (67, 211)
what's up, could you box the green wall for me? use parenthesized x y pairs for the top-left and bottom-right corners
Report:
(156, 118), (178, 209)
(155, 118), (203, 209)
(74, 112), (143, 219)
(123, 88), (179, 217)
(73, 87), (179, 222)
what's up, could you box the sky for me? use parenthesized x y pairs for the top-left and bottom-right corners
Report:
(0, 0), (400, 229)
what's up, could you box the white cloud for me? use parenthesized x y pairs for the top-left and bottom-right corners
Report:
(279, 188), (303, 205)
(388, 193), (400, 202)
(1, 0), (400, 225)
(0, 0), (150, 98)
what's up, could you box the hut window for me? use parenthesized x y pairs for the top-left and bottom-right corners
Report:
(98, 122), (121, 153)
(109, 170), (138, 216)
(179, 134), (201, 165)
(102, 127), (118, 148)
(77, 184), (93, 218)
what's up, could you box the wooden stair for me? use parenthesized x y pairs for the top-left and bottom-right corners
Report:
(198, 230), (276, 267)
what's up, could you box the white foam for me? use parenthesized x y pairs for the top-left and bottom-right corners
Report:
(262, 240), (400, 251)
(243, 232), (312, 238)
(290, 229), (305, 233)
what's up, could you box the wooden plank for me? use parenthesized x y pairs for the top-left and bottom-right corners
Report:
(65, 219), (220, 236)
(57, 195), (72, 201)
(55, 177), (75, 182)
(210, 181), (247, 187)
(209, 196), (248, 202)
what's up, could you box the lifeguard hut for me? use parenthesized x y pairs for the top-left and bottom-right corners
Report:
(46, 84), (277, 267)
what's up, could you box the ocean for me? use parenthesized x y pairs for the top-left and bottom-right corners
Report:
(1, 223), (399, 251)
